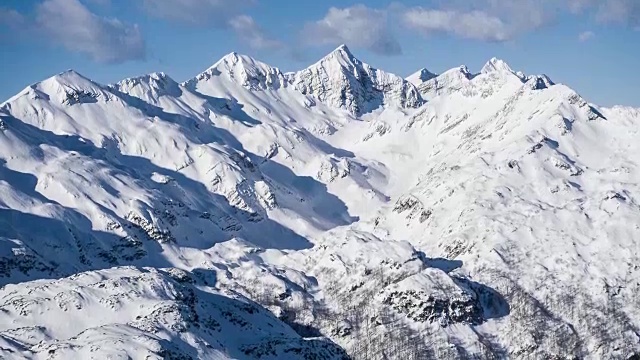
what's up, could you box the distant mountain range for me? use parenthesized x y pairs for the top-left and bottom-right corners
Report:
(1, 45), (639, 359)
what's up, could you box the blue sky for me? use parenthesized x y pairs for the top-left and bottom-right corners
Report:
(1, 0), (639, 107)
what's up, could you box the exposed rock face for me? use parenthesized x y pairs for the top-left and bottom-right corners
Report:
(63, 89), (100, 105)
(393, 195), (432, 223)
(525, 74), (555, 90)
(287, 45), (424, 115)
(383, 289), (483, 326)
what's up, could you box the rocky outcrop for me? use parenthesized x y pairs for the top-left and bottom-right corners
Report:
(383, 289), (483, 326)
(393, 195), (432, 223)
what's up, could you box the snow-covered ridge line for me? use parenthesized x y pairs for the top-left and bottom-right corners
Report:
(3, 44), (564, 115)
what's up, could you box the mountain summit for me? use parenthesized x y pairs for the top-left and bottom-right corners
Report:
(406, 68), (438, 85)
(287, 44), (424, 115)
(184, 51), (288, 91)
(480, 57), (515, 74)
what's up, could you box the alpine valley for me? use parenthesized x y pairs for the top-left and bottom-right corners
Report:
(1, 45), (639, 359)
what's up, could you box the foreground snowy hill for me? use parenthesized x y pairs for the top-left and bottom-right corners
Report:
(1, 45), (639, 359)
(0, 266), (348, 359)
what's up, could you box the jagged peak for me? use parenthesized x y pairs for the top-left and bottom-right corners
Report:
(329, 44), (355, 60)
(117, 71), (177, 86)
(114, 71), (182, 99)
(213, 51), (280, 72)
(458, 65), (473, 78)
(290, 44), (423, 115)
(438, 65), (474, 80)
(148, 71), (171, 81)
(335, 43), (351, 53)
(185, 51), (283, 83)
(407, 68), (438, 85)
(309, 44), (362, 70)
(525, 74), (555, 90)
(185, 51), (285, 91)
(481, 57), (515, 75)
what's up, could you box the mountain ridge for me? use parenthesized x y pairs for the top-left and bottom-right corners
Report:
(1, 44), (639, 359)
(3, 46), (567, 111)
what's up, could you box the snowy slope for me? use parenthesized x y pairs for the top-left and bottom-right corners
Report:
(362, 61), (640, 358)
(1, 46), (639, 359)
(0, 267), (348, 359)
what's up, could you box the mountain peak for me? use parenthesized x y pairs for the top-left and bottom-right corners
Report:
(334, 43), (350, 52)
(481, 57), (515, 75)
(290, 45), (423, 115)
(26, 69), (111, 106)
(407, 68), (438, 85)
(216, 51), (257, 67)
(48, 69), (94, 86)
(114, 72), (182, 100)
(118, 71), (175, 85)
(218, 51), (244, 63)
(316, 44), (360, 68)
(41, 69), (103, 92)
(332, 44), (354, 57)
(438, 65), (473, 80)
(149, 71), (170, 80)
(459, 65), (472, 76)
(186, 51), (286, 91)
(525, 74), (555, 90)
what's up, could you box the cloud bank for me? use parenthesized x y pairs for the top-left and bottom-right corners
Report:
(302, 5), (402, 55)
(36, 0), (146, 63)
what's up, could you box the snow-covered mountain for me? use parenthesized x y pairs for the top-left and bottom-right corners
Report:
(287, 45), (424, 116)
(0, 266), (348, 359)
(406, 68), (437, 86)
(1, 45), (639, 359)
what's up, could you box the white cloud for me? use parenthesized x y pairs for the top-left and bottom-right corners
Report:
(302, 5), (401, 55)
(300, 2), (551, 50)
(228, 15), (282, 50)
(401, 0), (640, 43)
(579, 30), (595, 42)
(403, 8), (510, 41)
(140, 0), (281, 52)
(140, 0), (253, 26)
(401, 0), (556, 41)
(481, 0), (550, 29)
(34, 0), (145, 63)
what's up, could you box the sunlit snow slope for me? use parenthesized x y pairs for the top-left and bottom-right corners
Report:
(1, 45), (639, 359)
